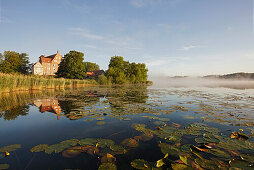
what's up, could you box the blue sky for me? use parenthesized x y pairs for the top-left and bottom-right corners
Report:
(0, 0), (253, 76)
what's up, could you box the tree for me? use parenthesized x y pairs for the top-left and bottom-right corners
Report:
(106, 56), (148, 84)
(18, 53), (31, 74)
(84, 62), (100, 72)
(56, 51), (86, 79)
(0, 51), (31, 74)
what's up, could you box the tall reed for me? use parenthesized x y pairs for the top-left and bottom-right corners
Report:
(0, 73), (97, 93)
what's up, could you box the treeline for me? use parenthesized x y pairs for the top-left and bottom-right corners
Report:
(98, 56), (149, 84)
(0, 51), (31, 74)
(55, 51), (150, 85)
(0, 50), (150, 85)
(203, 72), (254, 80)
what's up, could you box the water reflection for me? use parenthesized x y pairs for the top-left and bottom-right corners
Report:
(0, 105), (29, 120)
(34, 98), (62, 120)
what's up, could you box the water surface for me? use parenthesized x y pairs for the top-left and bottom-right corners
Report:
(0, 85), (254, 169)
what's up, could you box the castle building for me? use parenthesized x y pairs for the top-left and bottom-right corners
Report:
(32, 50), (62, 75)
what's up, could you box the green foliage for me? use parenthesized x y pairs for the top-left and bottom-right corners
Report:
(98, 75), (108, 85)
(0, 51), (31, 74)
(0, 73), (95, 93)
(84, 62), (100, 72)
(106, 56), (148, 84)
(56, 51), (86, 79)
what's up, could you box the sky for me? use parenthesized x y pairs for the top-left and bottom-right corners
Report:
(0, 0), (253, 77)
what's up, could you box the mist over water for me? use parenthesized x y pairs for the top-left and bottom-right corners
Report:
(150, 76), (254, 89)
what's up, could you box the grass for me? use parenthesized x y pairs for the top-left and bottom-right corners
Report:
(0, 73), (97, 93)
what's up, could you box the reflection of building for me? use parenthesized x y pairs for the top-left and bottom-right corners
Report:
(34, 98), (62, 120)
(86, 70), (105, 78)
(32, 50), (62, 75)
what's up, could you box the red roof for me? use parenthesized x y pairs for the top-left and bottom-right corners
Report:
(86, 70), (104, 77)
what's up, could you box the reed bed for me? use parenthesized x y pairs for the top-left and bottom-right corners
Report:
(0, 73), (97, 93)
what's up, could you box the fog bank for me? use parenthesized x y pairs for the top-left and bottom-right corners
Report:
(150, 77), (254, 89)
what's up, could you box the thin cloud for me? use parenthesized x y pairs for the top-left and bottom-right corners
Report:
(69, 27), (105, 40)
(69, 28), (143, 51)
(129, 0), (183, 8)
(62, 0), (90, 13)
(158, 24), (172, 30)
(180, 45), (201, 51)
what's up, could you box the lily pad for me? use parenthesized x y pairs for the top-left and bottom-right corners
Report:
(0, 144), (21, 152)
(209, 149), (231, 159)
(121, 138), (139, 148)
(60, 139), (79, 146)
(229, 159), (251, 168)
(98, 163), (117, 170)
(130, 159), (150, 169)
(97, 121), (106, 125)
(171, 163), (192, 170)
(0, 164), (9, 170)
(97, 139), (115, 148)
(158, 143), (179, 157)
(110, 145), (126, 154)
(101, 153), (116, 163)
(79, 138), (97, 146)
(30, 144), (49, 152)
(62, 147), (82, 158)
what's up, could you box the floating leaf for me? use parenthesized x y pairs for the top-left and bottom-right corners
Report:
(230, 132), (249, 140)
(60, 139), (79, 146)
(121, 138), (139, 148)
(97, 121), (106, 125)
(101, 153), (116, 163)
(30, 144), (49, 152)
(79, 138), (97, 146)
(141, 133), (154, 141)
(209, 149), (231, 159)
(156, 159), (165, 168)
(110, 145), (126, 154)
(158, 143), (179, 157)
(0, 164), (9, 170)
(229, 159), (251, 168)
(97, 139), (115, 148)
(98, 163), (117, 170)
(179, 155), (192, 166)
(0, 144), (21, 152)
(171, 163), (192, 170)
(62, 147), (82, 158)
(130, 159), (150, 169)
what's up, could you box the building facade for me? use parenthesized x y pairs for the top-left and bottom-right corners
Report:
(32, 50), (62, 76)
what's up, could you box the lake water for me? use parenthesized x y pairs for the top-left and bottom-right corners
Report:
(0, 85), (254, 169)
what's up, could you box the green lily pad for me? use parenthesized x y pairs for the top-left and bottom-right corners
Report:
(0, 164), (9, 170)
(180, 144), (192, 154)
(98, 163), (117, 170)
(171, 163), (192, 170)
(121, 138), (139, 148)
(158, 143), (179, 157)
(97, 139), (115, 148)
(97, 121), (106, 125)
(229, 159), (251, 168)
(0, 154), (4, 159)
(110, 145), (126, 154)
(130, 159), (150, 169)
(30, 144), (49, 152)
(179, 155), (192, 166)
(60, 139), (79, 146)
(79, 138), (97, 146)
(0, 144), (21, 152)
(209, 149), (231, 159)
(195, 138), (206, 144)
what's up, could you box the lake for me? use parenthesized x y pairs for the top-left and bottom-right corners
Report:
(0, 85), (254, 169)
